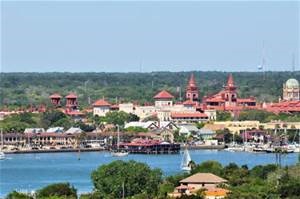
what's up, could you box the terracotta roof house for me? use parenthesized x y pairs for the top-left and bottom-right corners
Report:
(180, 173), (227, 185)
(93, 99), (111, 116)
(169, 173), (228, 199)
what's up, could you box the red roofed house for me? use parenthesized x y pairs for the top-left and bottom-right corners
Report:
(154, 90), (174, 107)
(169, 173), (229, 198)
(93, 99), (111, 116)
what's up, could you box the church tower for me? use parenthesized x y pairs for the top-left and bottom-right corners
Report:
(186, 74), (199, 101)
(223, 74), (237, 106)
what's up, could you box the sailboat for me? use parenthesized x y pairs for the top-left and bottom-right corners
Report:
(111, 125), (129, 157)
(181, 146), (192, 171)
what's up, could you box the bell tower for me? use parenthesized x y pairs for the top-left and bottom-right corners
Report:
(224, 74), (237, 106)
(186, 74), (199, 101)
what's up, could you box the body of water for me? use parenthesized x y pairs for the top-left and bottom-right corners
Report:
(0, 150), (298, 197)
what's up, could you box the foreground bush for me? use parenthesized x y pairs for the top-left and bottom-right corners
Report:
(36, 183), (77, 199)
(6, 191), (33, 199)
(91, 160), (162, 198)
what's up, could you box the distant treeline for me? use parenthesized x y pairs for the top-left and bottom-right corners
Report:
(0, 71), (299, 108)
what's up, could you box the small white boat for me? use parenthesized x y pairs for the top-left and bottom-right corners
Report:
(0, 151), (5, 160)
(181, 147), (192, 171)
(111, 151), (129, 157)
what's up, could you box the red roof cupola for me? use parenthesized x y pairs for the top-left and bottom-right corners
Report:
(93, 99), (111, 107)
(153, 90), (174, 99)
(49, 93), (62, 107)
(65, 93), (78, 110)
(66, 93), (78, 99)
(49, 93), (62, 99)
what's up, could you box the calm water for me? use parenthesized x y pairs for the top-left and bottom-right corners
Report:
(0, 150), (298, 197)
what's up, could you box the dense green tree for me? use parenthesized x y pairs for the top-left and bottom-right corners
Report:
(238, 110), (276, 123)
(127, 113), (140, 122)
(2, 71), (299, 108)
(250, 164), (278, 179)
(157, 182), (175, 199)
(5, 191), (33, 199)
(191, 160), (223, 176)
(0, 112), (38, 133)
(40, 110), (70, 129)
(36, 183), (77, 199)
(104, 111), (135, 126)
(74, 121), (95, 132)
(91, 160), (162, 198)
(222, 163), (249, 186)
(216, 111), (232, 121)
(79, 192), (103, 199)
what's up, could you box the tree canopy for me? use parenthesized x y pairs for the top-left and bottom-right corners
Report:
(1, 71), (298, 108)
(36, 183), (77, 199)
(91, 160), (162, 198)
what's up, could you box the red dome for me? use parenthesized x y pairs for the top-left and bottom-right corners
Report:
(153, 90), (174, 99)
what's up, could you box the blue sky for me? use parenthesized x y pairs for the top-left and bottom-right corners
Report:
(1, 1), (299, 72)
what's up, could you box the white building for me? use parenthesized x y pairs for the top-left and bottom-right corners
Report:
(93, 99), (111, 116)
(92, 90), (216, 123)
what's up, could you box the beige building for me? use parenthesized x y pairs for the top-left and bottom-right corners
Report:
(213, 121), (260, 134)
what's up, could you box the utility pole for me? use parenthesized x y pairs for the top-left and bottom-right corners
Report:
(122, 181), (125, 199)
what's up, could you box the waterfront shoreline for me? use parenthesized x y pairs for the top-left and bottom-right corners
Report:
(3, 145), (225, 154)
(3, 147), (105, 154)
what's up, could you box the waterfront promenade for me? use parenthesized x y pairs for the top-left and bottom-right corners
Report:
(0, 150), (298, 197)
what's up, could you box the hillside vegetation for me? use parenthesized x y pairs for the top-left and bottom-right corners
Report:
(1, 71), (299, 108)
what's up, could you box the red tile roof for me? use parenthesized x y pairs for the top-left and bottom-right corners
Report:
(120, 139), (162, 147)
(206, 97), (225, 103)
(93, 99), (111, 107)
(182, 100), (197, 106)
(65, 93), (77, 98)
(265, 100), (300, 112)
(49, 93), (62, 98)
(237, 98), (256, 103)
(171, 112), (208, 118)
(153, 90), (174, 99)
(180, 173), (227, 184)
(205, 188), (230, 197)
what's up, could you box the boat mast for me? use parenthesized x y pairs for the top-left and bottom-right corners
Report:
(117, 125), (120, 150)
(1, 128), (3, 150)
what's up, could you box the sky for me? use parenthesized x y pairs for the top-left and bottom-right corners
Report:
(1, 1), (299, 72)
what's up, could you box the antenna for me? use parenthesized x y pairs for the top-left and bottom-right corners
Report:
(261, 41), (266, 80)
